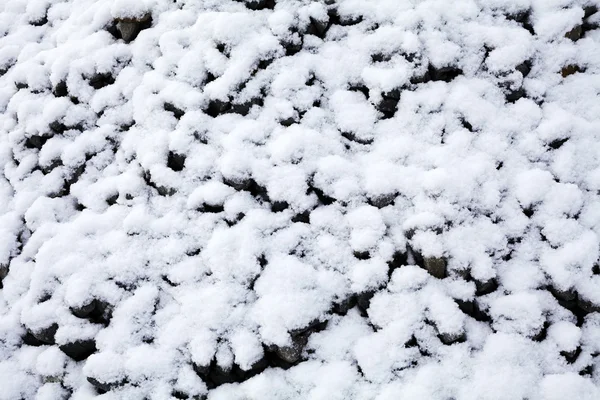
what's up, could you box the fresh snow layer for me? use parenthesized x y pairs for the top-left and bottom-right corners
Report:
(1, 0), (600, 399)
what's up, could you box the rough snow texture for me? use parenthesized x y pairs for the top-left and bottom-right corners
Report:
(1, 0), (600, 399)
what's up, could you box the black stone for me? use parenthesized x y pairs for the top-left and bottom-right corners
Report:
(25, 135), (51, 150)
(291, 210), (310, 224)
(113, 15), (152, 43)
(29, 323), (59, 345)
(353, 251), (370, 260)
(164, 103), (185, 119)
(505, 87), (526, 103)
(198, 203), (224, 213)
(516, 60), (532, 77)
(60, 339), (97, 361)
(239, 0), (276, 11)
(71, 300), (97, 319)
(167, 152), (186, 172)
(475, 278), (498, 296)
(548, 137), (569, 150)
(429, 64), (463, 82)
(307, 17), (330, 38)
(341, 131), (373, 145)
(356, 291), (375, 314)
(206, 99), (231, 117)
(88, 73), (115, 90)
(271, 201), (289, 212)
(561, 347), (582, 364)
(53, 81), (68, 97)
(565, 25), (582, 41)
(332, 295), (357, 315)
(308, 184), (335, 205)
(22, 331), (45, 346)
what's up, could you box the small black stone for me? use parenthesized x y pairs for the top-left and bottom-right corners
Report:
(25, 135), (51, 150)
(548, 137), (569, 150)
(516, 60), (532, 77)
(164, 103), (185, 119)
(60, 339), (97, 361)
(271, 201), (289, 212)
(307, 17), (330, 38)
(30, 323), (59, 345)
(71, 300), (97, 319)
(206, 99), (232, 117)
(291, 210), (310, 224)
(88, 72), (115, 90)
(53, 81), (68, 97)
(167, 152), (186, 172)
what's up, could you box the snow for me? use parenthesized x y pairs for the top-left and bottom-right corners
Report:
(1, 0), (600, 398)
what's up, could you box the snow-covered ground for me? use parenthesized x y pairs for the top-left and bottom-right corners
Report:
(1, 0), (600, 398)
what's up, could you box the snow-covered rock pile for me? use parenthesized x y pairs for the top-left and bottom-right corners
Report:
(1, 0), (600, 398)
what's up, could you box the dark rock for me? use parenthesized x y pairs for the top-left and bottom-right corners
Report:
(356, 291), (375, 314)
(25, 135), (51, 150)
(164, 103), (185, 119)
(291, 210), (310, 224)
(53, 81), (68, 97)
(377, 97), (398, 118)
(88, 73), (115, 90)
(71, 300), (97, 319)
(198, 203), (224, 213)
(307, 17), (330, 38)
(577, 296), (600, 313)
(341, 131), (373, 145)
(143, 170), (176, 196)
(368, 193), (396, 208)
(271, 201), (289, 212)
(30, 14), (48, 27)
(239, 0), (276, 11)
(422, 257), (447, 279)
(29, 323), (59, 345)
(282, 36), (303, 56)
(516, 60), (532, 77)
(561, 65), (582, 78)
(0, 264), (8, 289)
(332, 295), (357, 315)
(505, 87), (526, 103)
(561, 347), (582, 364)
(429, 64), (463, 82)
(167, 152), (186, 172)
(206, 99), (232, 117)
(59, 339), (97, 361)
(475, 278), (498, 296)
(353, 251), (370, 260)
(522, 205), (535, 218)
(371, 52), (393, 63)
(507, 10), (534, 34)
(223, 176), (253, 191)
(348, 84), (369, 98)
(308, 183), (335, 205)
(22, 331), (45, 346)
(87, 377), (124, 394)
(106, 193), (119, 206)
(565, 25), (582, 41)
(387, 251), (408, 273)
(531, 321), (550, 342)
(280, 116), (297, 127)
(438, 331), (466, 345)
(548, 137), (569, 150)
(114, 14), (152, 43)
(231, 97), (263, 116)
